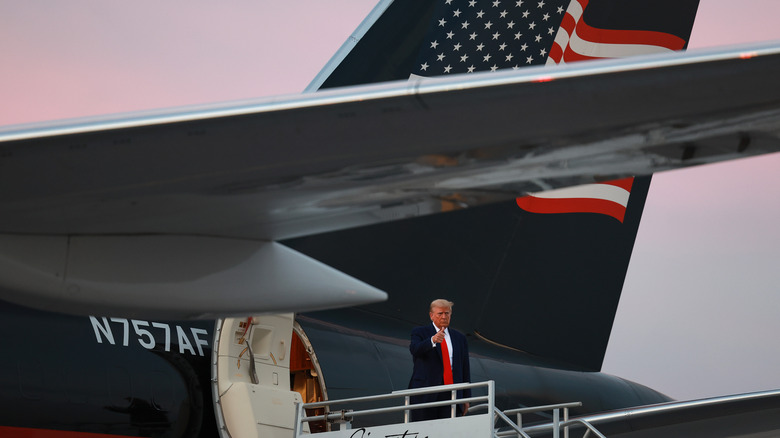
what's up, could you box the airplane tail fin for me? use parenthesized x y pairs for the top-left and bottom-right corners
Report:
(287, 1), (700, 371)
(310, 0), (700, 90)
(284, 176), (651, 371)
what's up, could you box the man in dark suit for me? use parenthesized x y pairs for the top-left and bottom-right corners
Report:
(408, 299), (471, 421)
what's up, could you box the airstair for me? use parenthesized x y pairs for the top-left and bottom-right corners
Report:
(293, 382), (780, 438)
(293, 381), (606, 438)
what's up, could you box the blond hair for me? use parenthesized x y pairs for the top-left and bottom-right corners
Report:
(429, 299), (454, 312)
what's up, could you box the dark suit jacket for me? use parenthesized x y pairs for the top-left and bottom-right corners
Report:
(408, 324), (471, 420)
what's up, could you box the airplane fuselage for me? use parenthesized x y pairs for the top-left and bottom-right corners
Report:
(0, 299), (671, 438)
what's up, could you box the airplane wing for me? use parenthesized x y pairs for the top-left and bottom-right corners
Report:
(1, 43), (780, 319)
(3, 44), (780, 239)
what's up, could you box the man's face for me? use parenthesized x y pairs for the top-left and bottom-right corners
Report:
(430, 306), (452, 329)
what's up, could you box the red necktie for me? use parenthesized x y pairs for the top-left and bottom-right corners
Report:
(441, 336), (454, 385)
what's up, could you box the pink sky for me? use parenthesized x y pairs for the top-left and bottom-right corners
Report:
(2, 0), (780, 401)
(601, 0), (780, 400)
(2, 1), (779, 126)
(0, 2), (374, 125)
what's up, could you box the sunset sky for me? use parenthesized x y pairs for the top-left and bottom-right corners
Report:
(2, 0), (780, 401)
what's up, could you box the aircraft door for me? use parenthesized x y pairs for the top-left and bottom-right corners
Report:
(213, 314), (304, 438)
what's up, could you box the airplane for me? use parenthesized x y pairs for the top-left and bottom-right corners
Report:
(2, 0), (780, 437)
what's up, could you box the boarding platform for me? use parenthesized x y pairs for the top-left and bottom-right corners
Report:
(293, 381), (605, 438)
(293, 382), (780, 438)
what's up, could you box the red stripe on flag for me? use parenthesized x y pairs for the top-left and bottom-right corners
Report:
(515, 196), (629, 223)
(575, 19), (686, 50)
(560, 11), (577, 35)
(602, 176), (634, 191)
(549, 42), (564, 63)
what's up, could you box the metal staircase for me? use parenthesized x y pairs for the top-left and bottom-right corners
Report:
(293, 381), (605, 438)
(294, 381), (780, 438)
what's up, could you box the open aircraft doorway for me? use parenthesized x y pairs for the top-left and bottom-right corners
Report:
(292, 321), (329, 433)
(212, 315), (328, 438)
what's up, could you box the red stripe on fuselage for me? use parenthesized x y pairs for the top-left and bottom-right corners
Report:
(0, 426), (142, 438)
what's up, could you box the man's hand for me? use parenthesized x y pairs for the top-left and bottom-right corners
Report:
(432, 327), (445, 344)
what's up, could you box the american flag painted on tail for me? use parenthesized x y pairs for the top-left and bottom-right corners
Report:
(516, 177), (634, 222)
(413, 0), (699, 76)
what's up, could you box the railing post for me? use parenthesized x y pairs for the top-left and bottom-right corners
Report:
(552, 408), (560, 438)
(404, 395), (410, 423)
(488, 381), (496, 436)
(451, 389), (457, 418)
(516, 413), (523, 438)
(343, 409), (352, 430)
(292, 401), (303, 438)
(563, 407), (570, 438)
